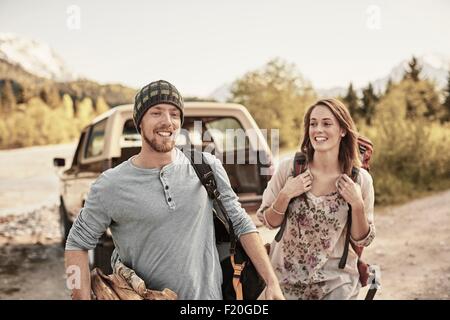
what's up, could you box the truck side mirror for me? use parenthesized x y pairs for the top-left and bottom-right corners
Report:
(53, 158), (66, 167)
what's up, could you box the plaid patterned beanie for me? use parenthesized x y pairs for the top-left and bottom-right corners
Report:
(133, 80), (184, 133)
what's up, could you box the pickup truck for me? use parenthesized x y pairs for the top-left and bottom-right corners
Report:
(54, 102), (274, 273)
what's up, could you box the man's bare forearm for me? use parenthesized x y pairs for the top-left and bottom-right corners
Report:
(65, 250), (91, 300)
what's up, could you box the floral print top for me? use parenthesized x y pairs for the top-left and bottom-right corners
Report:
(257, 157), (376, 300)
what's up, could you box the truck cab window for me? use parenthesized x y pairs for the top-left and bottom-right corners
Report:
(121, 119), (141, 145)
(85, 119), (107, 158)
(205, 117), (249, 153)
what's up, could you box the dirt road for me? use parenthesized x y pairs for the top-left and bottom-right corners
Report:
(359, 189), (450, 299)
(257, 189), (450, 300)
(0, 144), (448, 299)
(1, 189), (448, 300)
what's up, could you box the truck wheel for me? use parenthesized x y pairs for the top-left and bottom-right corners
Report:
(59, 197), (72, 248)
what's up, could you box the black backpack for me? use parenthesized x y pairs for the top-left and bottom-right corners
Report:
(185, 149), (266, 300)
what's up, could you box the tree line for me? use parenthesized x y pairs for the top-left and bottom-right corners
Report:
(0, 81), (110, 149)
(229, 57), (450, 204)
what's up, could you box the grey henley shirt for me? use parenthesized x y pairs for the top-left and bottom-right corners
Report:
(65, 148), (258, 299)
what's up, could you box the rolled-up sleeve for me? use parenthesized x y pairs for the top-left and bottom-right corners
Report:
(256, 157), (291, 229)
(204, 153), (257, 239)
(350, 168), (376, 247)
(65, 174), (112, 251)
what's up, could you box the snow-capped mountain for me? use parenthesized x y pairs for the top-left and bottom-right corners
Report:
(211, 53), (450, 100)
(318, 53), (450, 97)
(0, 33), (77, 82)
(371, 53), (450, 93)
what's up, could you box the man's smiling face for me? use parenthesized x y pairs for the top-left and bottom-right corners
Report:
(140, 104), (181, 153)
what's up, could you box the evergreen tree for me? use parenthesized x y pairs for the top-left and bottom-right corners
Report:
(40, 85), (62, 109)
(404, 56), (422, 82)
(343, 83), (360, 120)
(442, 71), (450, 122)
(361, 83), (379, 125)
(385, 78), (393, 95)
(405, 97), (417, 119)
(0, 80), (17, 114)
(402, 78), (441, 120)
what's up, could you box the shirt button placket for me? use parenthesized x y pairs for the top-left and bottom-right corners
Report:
(161, 171), (175, 210)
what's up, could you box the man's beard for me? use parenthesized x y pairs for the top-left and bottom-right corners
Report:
(142, 131), (176, 153)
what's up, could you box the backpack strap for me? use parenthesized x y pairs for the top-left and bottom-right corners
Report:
(274, 152), (307, 242)
(184, 149), (249, 300)
(338, 166), (360, 269)
(183, 149), (239, 254)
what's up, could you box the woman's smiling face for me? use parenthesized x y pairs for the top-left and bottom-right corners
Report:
(309, 105), (345, 153)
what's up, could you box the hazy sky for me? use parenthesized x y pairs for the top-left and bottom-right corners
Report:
(1, 0), (449, 96)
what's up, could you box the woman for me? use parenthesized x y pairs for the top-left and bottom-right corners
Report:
(257, 98), (375, 299)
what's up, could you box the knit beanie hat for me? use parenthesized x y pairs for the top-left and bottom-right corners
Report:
(133, 80), (184, 133)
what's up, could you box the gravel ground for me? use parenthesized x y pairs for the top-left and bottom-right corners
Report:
(0, 143), (448, 300)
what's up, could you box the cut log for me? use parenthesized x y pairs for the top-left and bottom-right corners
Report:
(114, 261), (147, 296)
(91, 264), (178, 300)
(142, 288), (178, 300)
(106, 273), (144, 300)
(114, 260), (178, 300)
(90, 268), (120, 300)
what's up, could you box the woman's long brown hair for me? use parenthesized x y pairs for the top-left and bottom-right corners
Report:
(300, 98), (361, 175)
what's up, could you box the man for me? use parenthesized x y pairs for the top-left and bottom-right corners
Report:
(65, 80), (284, 300)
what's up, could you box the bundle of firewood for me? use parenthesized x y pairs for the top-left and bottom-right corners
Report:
(90, 261), (177, 300)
